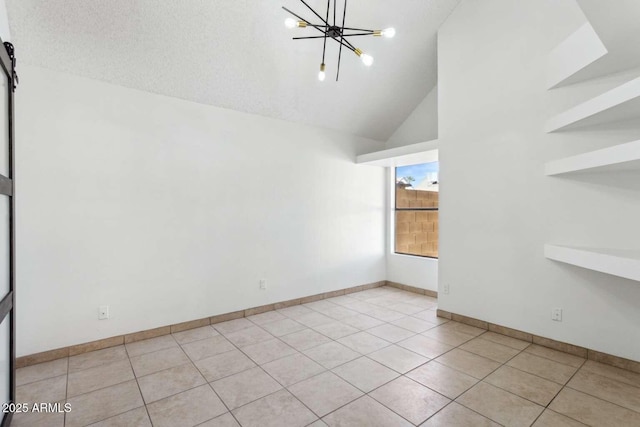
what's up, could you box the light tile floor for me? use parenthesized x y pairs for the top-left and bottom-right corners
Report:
(13, 286), (640, 426)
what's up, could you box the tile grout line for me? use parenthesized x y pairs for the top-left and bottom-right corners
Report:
(123, 340), (155, 427)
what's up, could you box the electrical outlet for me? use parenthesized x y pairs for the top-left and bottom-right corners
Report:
(99, 305), (109, 320)
(443, 283), (450, 295)
(259, 279), (267, 290)
(551, 308), (562, 322)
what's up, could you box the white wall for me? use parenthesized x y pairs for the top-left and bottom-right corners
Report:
(0, 0), (8, 42)
(438, 0), (640, 361)
(16, 66), (386, 356)
(386, 86), (438, 149)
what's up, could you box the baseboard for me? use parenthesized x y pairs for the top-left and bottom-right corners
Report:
(385, 281), (437, 298)
(436, 309), (640, 374)
(16, 280), (387, 369)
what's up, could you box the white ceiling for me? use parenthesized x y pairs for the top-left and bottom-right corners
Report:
(6, 0), (460, 141)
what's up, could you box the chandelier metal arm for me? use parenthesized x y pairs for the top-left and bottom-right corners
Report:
(299, 0), (329, 26)
(336, 0), (348, 81)
(322, 0), (330, 64)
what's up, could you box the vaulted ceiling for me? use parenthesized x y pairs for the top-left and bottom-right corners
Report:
(7, 0), (460, 141)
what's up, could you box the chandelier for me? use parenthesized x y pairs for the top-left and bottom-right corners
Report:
(282, 0), (395, 81)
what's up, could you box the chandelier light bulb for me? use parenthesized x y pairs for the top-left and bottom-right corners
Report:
(361, 54), (374, 67)
(318, 63), (326, 81)
(284, 17), (297, 28)
(382, 27), (396, 38)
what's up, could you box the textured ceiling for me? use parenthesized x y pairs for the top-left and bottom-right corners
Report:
(6, 0), (460, 141)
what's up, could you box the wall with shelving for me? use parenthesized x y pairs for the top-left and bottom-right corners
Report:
(437, 0), (640, 361)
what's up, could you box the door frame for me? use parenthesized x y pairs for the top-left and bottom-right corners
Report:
(0, 37), (16, 427)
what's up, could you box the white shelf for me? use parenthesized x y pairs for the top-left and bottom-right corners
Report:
(545, 244), (640, 282)
(356, 139), (439, 167)
(545, 76), (640, 133)
(545, 140), (640, 175)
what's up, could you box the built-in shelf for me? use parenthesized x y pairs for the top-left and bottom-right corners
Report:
(545, 140), (640, 175)
(545, 244), (640, 282)
(356, 139), (438, 167)
(545, 76), (640, 133)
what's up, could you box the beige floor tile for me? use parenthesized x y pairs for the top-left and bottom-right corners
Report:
(340, 313), (385, 330)
(337, 331), (391, 354)
(147, 384), (226, 427)
(280, 329), (332, 351)
(182, 335), (235, 360)
(507, 352), (578, 384)
(387, 302), (424, 315)
(459, 337), (521, 363)
(262, 353), (325, 386)
(289, 371), (363, 416)
(411, 310), (449, 325)
(397, 334), (453, 359)
(241, 338), (297, 365)
(260, 318), (307, 337)
(342, 301), (379, 314)
(364, 296), (401, 307)
(194, 349), (255, 382)
(524, 344), (585, 368)
(332, 357), (399, 392)
(422, 327), (476, 347)
(89, 407), (152, 427)
(130, 346), (190, 377)
(211, 366), (282, 409)
(580, 359), (640, 388)
(11, 409), (65, 427)
(324, 295), (357, 306)
(435, 349), (501, 379)
(65, 380), (144, 427)
(232, 389), (317, 427)
(370, 376), (450, 425)
(567, 369), (640, 412)
(313, 321), (359, 340)
(532, 409), (587, 427)
(276, 305), (314, 319)
(125, 335), (178, 357)
(549, 387), (640, 426)
(308, 420), (328, 427)
(247, 310), (286, 325)
(223, 325), (274, 348)
(69, 346), (128, 373)
(391, 316), (437, 333)
(420, 402), (499, 427)
(367, 324), (416, 343)
(172, 325), (219, 345)
(368, 344), (429, 373)
(67, 359), (134, 397)
(323, 395), (412, 427)
(137, 363), (206, 403)
(16, 358), (68, 386)
(303, 341), (361, 369)
(304, 300), (336, 311)
(478, 331), (530, 350)
(16, 374), (66, 404)
(318, 305), (359, 320)
(293, 312), (334, 328)
(457, 382), (543, 427)
(213, 318), (254, 335)
(407, 361), (478, 399)
(366, 307), (406, 322)
(198, 412), (241, 427)
(484, 365), (562, 406)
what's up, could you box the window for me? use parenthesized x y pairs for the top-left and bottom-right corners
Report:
(395, 162), (439, 258)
